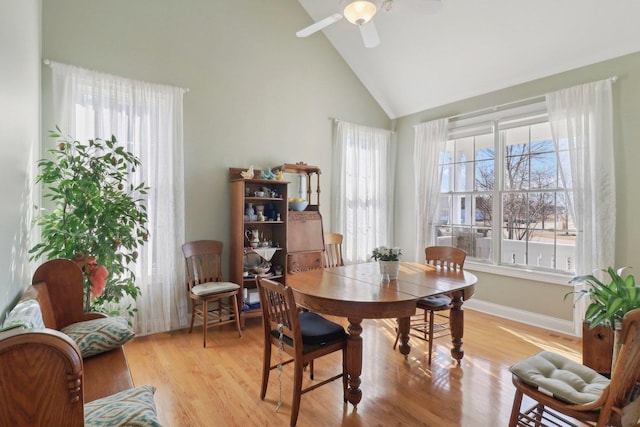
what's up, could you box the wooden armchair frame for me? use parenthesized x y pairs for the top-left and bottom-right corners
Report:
(509, 308), (640, 426)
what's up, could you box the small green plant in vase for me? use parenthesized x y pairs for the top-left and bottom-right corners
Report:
(371, 246), (402, 262)
(30, 127), (149, 316)
(371, 246), (402, 280)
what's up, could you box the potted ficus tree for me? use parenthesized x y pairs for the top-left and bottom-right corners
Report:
(30, 126), (149, 316)
(566, 266), (640, 370)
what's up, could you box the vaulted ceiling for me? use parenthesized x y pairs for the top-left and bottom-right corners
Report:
(297, 0), (640, 119)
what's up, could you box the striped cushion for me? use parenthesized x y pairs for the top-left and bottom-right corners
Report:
(62, 317), (134, 358)
(84, 385), (160, 426)
(1, 286), (44, 330)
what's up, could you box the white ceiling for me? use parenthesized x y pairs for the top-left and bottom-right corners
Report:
(296, 0), (640, 119)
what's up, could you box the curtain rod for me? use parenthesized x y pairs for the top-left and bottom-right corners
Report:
(328, 116), (395, 134)
(42, 58), (190, 93)
(446, 76), (618, 122)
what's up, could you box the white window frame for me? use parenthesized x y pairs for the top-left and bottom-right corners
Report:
(442, 101), (576, 280)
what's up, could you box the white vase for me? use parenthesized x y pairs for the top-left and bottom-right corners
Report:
(379, 261), (400, 280)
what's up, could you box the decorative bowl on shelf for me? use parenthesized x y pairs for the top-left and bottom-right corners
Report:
(252, 264), (271, 275)
(288, 200), (308, 211)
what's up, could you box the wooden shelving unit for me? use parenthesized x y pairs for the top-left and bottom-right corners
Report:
(229, 168), (288, 326)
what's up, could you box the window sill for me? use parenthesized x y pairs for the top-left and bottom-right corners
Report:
(465, 261), (574, 286)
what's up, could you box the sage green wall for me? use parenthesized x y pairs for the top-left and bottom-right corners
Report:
(395, 52), (640, 321)
(37, 0), (640, 325)
(0, 0), (41, 318)
(41, 0), (390, 272)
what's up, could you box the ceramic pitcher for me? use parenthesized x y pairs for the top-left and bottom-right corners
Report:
(245, 229), (260, 247)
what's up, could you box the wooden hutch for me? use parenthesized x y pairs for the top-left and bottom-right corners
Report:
(275, 163), (325, 273)
(229, 163), (326, 325)
(229, 167), (289, 325)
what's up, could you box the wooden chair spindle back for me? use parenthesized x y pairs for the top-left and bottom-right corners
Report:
(257, 278), (300, 345)
(324, 232), (345, 268)
(425, 246), (466, 270)
(182, 240), (224, 290)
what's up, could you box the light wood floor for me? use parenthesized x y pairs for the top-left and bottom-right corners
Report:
(125, 310), (582, 427)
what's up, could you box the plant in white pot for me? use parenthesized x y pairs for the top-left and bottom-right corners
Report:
(371, 246), (402, 280)
(566, 266), (640, 369)
(30, 127), (149, 316)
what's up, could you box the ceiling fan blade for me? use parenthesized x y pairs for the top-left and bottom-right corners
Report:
(359, 20), (380, 48)
(296, 13), (343, 38)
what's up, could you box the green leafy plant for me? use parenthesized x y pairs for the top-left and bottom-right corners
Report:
(371, 246), (402, 262)
(566, 267), (640, 329)
(30, 127), (149, 315)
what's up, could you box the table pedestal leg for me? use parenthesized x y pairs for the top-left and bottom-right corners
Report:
(397, 316), (411, 357)
(450, 291), (464, 364)
(346, 317), (363, 407)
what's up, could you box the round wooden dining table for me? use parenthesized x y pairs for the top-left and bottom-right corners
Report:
(286, 261), (477, 407)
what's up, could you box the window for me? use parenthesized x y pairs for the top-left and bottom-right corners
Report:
(50, 60), (188, 334)
(332, 120), (395, 264)
(436, 105), (576, 273)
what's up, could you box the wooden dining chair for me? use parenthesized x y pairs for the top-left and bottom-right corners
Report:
(393, 246), (466, 364)
(323, 232), (344, 268)
(256, 277), (347, 427)
(182, 240), (242, 347)
(509, 307), (640, 426)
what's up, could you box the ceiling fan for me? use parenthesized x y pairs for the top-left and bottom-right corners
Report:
(296, 0), (442, 48)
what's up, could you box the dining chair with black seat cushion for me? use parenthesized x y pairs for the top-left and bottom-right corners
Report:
(393, 246), (466, 364)
(323, 232), (345, 268)
(256, 277), (347, 427)
(182, 240), (242, 347)
(508, 307), (640, 427)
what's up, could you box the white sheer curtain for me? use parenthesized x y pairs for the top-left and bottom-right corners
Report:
(413, 119), (449, 261)
(50, 61), (189, 335)
(546, 78), (615, 334)
(331, 120), (395, 264)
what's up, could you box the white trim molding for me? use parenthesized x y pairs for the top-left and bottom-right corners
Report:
(463, 298), (577, 337)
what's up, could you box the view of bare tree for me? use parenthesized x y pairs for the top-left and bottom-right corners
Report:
(475, 142), (558, 240)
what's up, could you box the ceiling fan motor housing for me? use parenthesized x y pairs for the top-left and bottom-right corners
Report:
(343, 0), (377, 25)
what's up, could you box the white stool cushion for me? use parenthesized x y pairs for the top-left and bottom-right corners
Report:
(191, 281), (240, 296)
(509, 350), (610, 405)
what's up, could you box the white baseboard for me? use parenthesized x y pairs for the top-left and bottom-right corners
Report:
(463, 299), (577, 337)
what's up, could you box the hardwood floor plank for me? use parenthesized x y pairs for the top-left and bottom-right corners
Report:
(124, 310), (581, 426)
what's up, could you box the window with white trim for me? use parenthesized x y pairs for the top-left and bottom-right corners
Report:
(436, 104), (576, 273)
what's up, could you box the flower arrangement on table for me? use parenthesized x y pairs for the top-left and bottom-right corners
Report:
(371, 246), (402, 262)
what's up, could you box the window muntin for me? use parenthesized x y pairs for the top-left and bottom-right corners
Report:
(436, 111), (575, 273)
